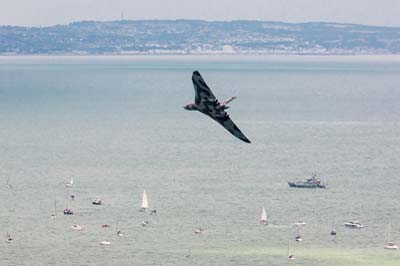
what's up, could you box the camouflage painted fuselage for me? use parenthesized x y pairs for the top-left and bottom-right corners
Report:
(184, 71), (251, 143)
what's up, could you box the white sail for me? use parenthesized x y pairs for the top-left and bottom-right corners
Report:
(66, 177), (73, 187)
(141, 190), (149, 209)
(295, 225), (302, 241)
(261, 207), (267, 223)
(5, 232), (13, 243)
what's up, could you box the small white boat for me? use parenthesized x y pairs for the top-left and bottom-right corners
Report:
(294, 221), (306, 226)
(384, 242), (399, 250)
(92, 198), (102, 205)
(63, 208), (74, 215)
(260, 207), (267, 225)
(117, 230), (123, 236)
(71, 224), (83, 231)
(384, 223), (398, 250)
(141, 221), (149, 226)
(100, 240), (111, 245)
(65, 177), (74, 188)
(344, 221), (363, 228)
(139, 189), (149, 212)
(194, 228), (205, 234)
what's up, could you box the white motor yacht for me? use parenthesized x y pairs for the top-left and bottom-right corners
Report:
(344, 221), (363, 228)
(92, 198), (102, 205)
(194, 228), (205, 234)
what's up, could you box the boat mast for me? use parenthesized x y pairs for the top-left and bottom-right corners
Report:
(296, 225), (301, 236)
(331, 217), (336, 234)
(387, 223), (391, 244)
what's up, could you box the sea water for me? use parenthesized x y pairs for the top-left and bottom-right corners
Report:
(0, 55), (400, 266)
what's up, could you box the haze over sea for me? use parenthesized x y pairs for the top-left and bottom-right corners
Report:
(1, 55), (400, 266)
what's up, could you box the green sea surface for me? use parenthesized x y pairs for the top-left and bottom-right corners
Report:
(1, 55), (400, 266)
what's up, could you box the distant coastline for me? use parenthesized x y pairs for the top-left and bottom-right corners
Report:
(2, 54), (400, 63)
(1, 20), (400, 55)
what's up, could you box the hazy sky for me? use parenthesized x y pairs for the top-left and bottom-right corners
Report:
(1, 0), (400, 27)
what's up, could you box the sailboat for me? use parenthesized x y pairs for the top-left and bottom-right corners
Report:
(115, 218), (123, 236)
(260, 207), (267, 225)
(295, 225), (302, 242)
(50, 200), (57, 219)
(6, 176), (13, 189)
(384, 223), (398, 250)
(330, 218), (337, 236)
(185, 248), (191, 258)
(65, 177), (73, 188)
(139, 189), (149, 212)
(287, 241), (295, 260)
(63, 192), (74, 215)
(5, 232), (14, 243)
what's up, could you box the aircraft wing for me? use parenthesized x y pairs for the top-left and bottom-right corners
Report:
(207, 112), (251, 143)
(192, 71), (216, 105)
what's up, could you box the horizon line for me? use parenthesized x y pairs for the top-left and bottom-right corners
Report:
(1, 18), (399, 29)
